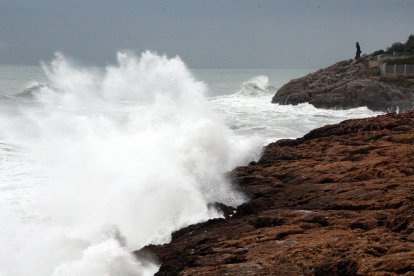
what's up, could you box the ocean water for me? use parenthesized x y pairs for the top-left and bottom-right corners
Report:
(0, 52), (382, 276)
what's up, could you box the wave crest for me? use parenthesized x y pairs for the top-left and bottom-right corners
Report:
(237, 75), (275, 96)
(0, 51), (262, 275)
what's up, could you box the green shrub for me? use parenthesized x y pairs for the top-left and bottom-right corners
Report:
(405, 36), (414, 53)
(405, 35), (414, 49)
(372, 49), (385, 56)
(385, 42), (405, 54)
(381, 34), (414, 54)
(385, 56), (414, 65)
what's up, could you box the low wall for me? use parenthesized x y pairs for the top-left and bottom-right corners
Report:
(381, 64), (414, 78)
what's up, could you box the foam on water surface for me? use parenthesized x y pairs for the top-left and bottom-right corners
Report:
(0, 52), (261, 275)
(0, 54), (382, 275)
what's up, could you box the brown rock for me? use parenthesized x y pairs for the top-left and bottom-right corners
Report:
(271, 58), (414, 112)
(135, 111), (414, 275)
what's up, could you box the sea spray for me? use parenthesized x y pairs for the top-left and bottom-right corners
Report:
(0, 51), (262, 275)
(237, 75), (275, 96)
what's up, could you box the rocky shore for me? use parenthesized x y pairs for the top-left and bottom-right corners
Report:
(271, 57), (414, 112)
(136, 111), (414, 275)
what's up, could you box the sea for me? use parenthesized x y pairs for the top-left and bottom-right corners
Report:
(0, 52), (382, 276)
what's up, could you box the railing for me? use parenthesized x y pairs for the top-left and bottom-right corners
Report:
(380, 64), (414, 77)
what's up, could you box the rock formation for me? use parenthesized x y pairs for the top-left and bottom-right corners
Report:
(271, 57), (414, 112)
(136, 111), (414, 275)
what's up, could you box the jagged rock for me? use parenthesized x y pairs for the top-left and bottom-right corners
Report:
(272, 58), (414, 112)
(135, 111), (414, 275)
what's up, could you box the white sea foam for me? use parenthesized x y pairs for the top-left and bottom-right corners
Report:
(0, 54), (383, 275)
(0, 51), (262, 275)
(209, 93), (382, 144)
(237, 75), (275, 96)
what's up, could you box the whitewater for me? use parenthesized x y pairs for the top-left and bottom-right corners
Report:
(0, 52), (381, 275)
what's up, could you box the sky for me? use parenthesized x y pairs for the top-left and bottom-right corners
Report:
(0, 0), (413, 69)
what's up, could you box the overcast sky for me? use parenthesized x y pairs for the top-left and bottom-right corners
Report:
(1, 0), (413, 68)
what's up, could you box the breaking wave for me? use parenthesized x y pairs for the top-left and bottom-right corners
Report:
(0, 51), (262, 275)
(237, 75), (276, 96)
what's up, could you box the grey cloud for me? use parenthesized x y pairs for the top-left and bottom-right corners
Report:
(0, 0), (413, 68)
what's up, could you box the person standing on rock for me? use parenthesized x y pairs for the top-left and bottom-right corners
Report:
(355, 42), (361, 59)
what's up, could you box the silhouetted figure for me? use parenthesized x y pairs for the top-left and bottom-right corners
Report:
(355, 42), (361, 59)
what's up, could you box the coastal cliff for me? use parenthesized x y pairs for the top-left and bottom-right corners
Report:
(137, 111), (414, 275)
(271, 57), (414, 112)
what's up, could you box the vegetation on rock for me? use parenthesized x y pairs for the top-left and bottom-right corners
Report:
(385, 34), (414, 54)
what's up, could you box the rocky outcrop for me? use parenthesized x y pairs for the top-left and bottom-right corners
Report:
(136, 111), (414, 275)
(271, 58), (414, 112)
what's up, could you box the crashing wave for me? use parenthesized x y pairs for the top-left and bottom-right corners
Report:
(237, 75), (275, 96)
(0, 51), (262, 276)
(16, 82), (52, 97)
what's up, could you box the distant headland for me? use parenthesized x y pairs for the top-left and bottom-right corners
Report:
(272, 35), (414, 113)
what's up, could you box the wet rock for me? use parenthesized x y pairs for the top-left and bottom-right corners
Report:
(314, 259), (358, 276)
(208, 202), (236, 219)
(349, 219), (377, 231)
(249, 215), (283, 229)
(135, 111), (414, 275)
(271, 58), (414, 112)
(301, 213), (329, 227)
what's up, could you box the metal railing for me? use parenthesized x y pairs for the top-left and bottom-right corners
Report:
(380, 64), (414, 77)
